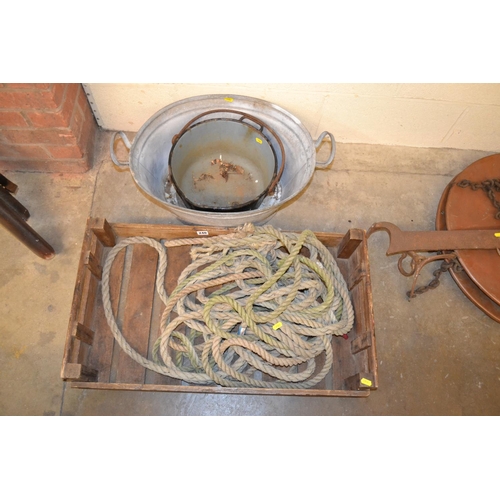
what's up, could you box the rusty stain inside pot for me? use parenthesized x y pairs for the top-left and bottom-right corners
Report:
(173, 149), (268, 209)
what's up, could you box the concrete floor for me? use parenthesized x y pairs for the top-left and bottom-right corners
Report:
(1, 130), (499, 415)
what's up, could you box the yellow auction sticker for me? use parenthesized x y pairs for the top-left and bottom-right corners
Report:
(256, 137), (263, 144)
(495, 232), (500, 237)
(272, 322), (282, 330)
(360, 378), (372, 387)
(224, 97), (234, 102)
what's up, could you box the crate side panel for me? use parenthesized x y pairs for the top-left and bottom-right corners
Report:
(61, 220), (98, 379)
(351, 278), (378, 387)
(350, 236), (377, 387)
(331, 240), (355, 390)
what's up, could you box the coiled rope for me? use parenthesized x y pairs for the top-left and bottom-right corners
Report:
(102, 224), (355, 388)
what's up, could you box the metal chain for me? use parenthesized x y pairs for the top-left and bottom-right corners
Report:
(456, 178), (500, 219)
(406, 257), (463, 298)
(406, 178), (499, 298)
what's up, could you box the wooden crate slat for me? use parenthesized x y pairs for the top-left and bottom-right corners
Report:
(145, 245), (192, 386)
(115, 244), (158, 384)
(70, 382), (371, 397)
(76, 237), (103, 366)
(113, 224), (237, 240)
(111, 223), (344, 248)
(88, 247), (126, 383)
(352, 269), (378, 388)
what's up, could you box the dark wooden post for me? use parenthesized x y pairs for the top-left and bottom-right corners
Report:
(0, 184), (55, 260)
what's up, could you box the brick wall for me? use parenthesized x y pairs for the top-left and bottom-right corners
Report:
(0, 83), (98, 173)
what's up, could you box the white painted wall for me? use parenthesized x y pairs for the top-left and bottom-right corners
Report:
(87, 83), (500, 152)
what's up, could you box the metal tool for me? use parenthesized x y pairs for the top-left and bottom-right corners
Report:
(367, 153), (500, 323)
(368, 222), (500, 254)
(367, 221), (500, 300)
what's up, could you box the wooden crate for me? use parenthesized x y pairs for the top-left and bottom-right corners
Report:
(61, 218), (378, 397)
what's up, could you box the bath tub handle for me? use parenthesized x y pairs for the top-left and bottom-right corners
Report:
(314, 131), (336, 168)
(110, 131), (131, 168)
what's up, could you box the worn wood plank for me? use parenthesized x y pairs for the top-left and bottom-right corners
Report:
(146, 245), (191, 386)
(61, 222), (95, 379)
(83, 235), (102, 323)
(70, 382), (370, 397)
(113, 224), (238, 240)
(361, 241), (377, 388)
(76, 237), (102, 365)
(111, 222), (345, 248)
(115, 244), (158, 384)
(348, 284), (369, 376)
(341, 245), (375, 388)
(88, 247), (126, 383)
(70, 259), (92, 365)
(351, 241), (378, 388)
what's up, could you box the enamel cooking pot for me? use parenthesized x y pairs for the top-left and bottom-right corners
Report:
(168, 110), (285, 212)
